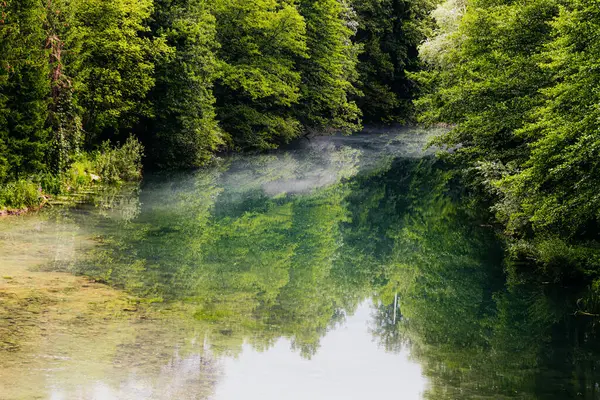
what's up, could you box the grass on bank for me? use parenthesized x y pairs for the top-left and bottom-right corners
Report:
(0, 137), (143, 213)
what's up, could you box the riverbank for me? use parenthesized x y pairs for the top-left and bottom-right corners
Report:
(0, 202), (47, 217)
(0, 138), (143, 216)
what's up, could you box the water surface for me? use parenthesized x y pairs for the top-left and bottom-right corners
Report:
(1, 127), (600, 399)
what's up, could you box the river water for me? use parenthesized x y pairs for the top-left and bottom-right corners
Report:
(1, 127), (600, 399)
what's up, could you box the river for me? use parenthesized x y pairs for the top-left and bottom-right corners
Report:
(1, 127), (599, 399)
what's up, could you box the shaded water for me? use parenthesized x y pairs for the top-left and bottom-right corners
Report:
(2, 127), (600, 399)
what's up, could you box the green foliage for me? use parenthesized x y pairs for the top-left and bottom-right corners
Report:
(353, 0), (434, 123)
(63, 0), (165, 140)
(0, 137), (143, 211)
(413, 0), (600, 267)
(495, 0), (600, 241)
(0, 0), (433, 208)
(295, 0), (362, 134)
(65, 136), (143, 188)
(0, 0), (51, 182)
(145, 0), (223, 168)
(213, 0), (308, 149)
(0, 180), (43, 210)
(93, 136), (144, 184)
(45, 0), (84, 175)
(416, 0), (558, 166)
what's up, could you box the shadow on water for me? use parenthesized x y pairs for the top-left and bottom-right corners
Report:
(2, 126), (600, 399)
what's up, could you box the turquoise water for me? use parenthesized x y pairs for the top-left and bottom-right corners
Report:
(1, 128), (600, 399)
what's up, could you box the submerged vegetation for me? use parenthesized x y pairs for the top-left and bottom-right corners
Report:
(3, 134), (600, 398)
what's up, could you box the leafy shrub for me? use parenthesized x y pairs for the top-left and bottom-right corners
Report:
(95, 137), (144, 184)
(64, 137), (144, 190)
(39, 173), (63, 196)
(0, 137), (143, 211)
(0, 180), (43, 210)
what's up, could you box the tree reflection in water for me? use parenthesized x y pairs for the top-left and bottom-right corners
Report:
(2, 129), (600, 399)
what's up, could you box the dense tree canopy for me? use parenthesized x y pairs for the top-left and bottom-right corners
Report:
(213, 0), (308, 150)
(497, 0), (600, 240)
(294, 0), (362, 134)
(353, 0), (433, 123)
(0, 0), (433, 201)
(0, 0), (50, 181)
(65, 0), (162, 142)
(144, 0), (223, 168)
(416, 0), (600, 269)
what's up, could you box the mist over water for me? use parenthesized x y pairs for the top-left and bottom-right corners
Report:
(2, 127), (600, 400)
